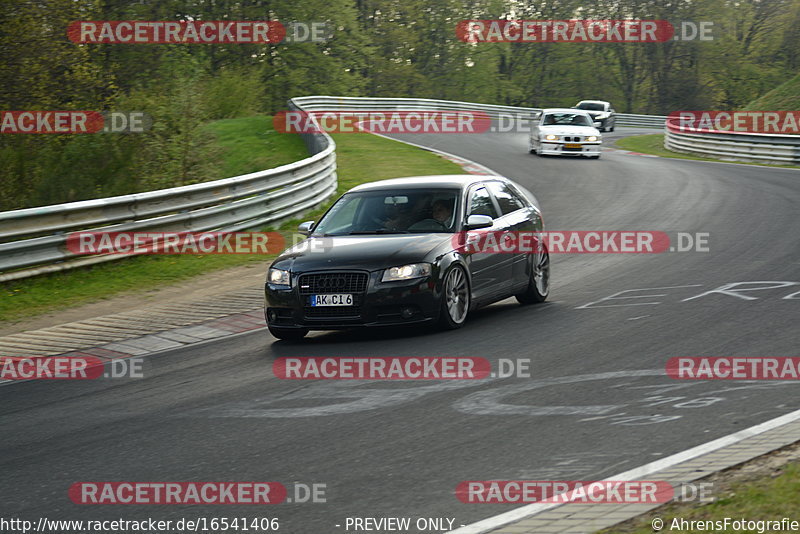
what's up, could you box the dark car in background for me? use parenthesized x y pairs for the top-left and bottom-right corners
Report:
(574, 100), (616, 132)
(264, 175), (549, 340)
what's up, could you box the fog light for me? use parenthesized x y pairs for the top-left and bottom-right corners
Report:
(401, 306), (415, 319)
(267, 309), (278, 322)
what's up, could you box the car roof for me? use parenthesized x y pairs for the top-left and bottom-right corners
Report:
(346, 174), (541, 211)
(576, 100), (610, 105)
(541, 107), (592, 114)
(348, 175), (503, 193)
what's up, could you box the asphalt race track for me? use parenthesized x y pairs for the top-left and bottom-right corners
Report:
(1, 127), (799, 533)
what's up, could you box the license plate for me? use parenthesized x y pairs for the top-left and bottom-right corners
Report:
(564, 143), (582, 149)
(310, 294), (353, 306)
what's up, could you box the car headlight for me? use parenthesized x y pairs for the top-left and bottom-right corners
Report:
(597, 112), (609, 119)
(544, 134), (558, 141)
(268, 267), (291, 287)
(586, 135), (598, 142)
(382, 262), (432, 282)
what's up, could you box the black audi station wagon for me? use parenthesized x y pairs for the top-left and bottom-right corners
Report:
(264, 175), (549, 340)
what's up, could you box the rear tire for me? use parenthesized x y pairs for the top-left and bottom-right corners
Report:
(438, 265), (470, 330)
(516, 247), (550, 304)
(268, 326), (309, 340)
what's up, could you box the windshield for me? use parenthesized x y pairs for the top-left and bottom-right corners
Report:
(542, 112), (593, 126)
(576, 102), (606, 111)
(313, 188), (460, 236)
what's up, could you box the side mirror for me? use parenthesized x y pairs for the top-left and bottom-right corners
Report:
(593, 121), (602, 128)
(298, 221), (315, 235)
(464, 215), (494, 230)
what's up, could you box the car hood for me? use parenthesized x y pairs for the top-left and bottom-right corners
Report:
(539, 125), (600, 136)
(271, 233), (453, 273)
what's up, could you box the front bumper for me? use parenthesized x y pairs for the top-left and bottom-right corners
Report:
(265, 270), (440, 330)
(539, 142), (601, 157)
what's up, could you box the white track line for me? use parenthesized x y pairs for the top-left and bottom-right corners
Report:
(448, 407), (800, 534)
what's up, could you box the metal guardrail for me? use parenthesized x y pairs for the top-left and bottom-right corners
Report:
(0, 95), (667, 281)
(292, 96), (667, 128)
(0, 100), (337, 282)
(664, 118), (800, 164)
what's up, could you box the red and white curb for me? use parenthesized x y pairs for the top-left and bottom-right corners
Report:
(0, 309), (266, 385)
(0, 287), (267, 386)
(605, 146), (660, 158)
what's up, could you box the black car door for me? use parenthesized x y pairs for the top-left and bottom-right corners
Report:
(486, 181), (539, 291)
(463, 184), (512, 302)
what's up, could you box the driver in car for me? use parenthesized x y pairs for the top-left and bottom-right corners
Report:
(432, 199), (453, 225)
(407, 198), (453, 231)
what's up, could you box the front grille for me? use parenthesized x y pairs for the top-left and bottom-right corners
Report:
(564, 136), (581, 142)
(298, 272), (368, 295)
(299, 271), (368, 320)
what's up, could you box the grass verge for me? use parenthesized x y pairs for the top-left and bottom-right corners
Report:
(0, 118), (464, 324)
(615, 134), (800, 169)
(600, 450), (800, 533)
(204, 116), (308, 177)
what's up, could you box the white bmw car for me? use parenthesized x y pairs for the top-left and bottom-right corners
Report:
(529, 108), (602, 159)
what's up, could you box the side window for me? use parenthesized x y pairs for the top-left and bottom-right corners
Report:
(507, 185), (531, 208)
(487, 182), (525, 215)
(468, 187), (498, 218)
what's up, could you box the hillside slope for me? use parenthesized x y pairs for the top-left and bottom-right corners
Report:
(743, 73), (800, 110)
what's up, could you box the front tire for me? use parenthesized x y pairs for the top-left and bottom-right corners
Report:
(268, 326), (309, 340)
(516, 247), (550, 304)
(438, 265), (470, 329)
